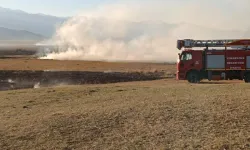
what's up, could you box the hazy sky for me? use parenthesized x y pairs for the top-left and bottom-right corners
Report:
(0, 0), (248, 17)
(0, 0), (249, 30)
(0, 0), (116, 17)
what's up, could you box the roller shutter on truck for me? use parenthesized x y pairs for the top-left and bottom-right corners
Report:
(206, 55), (225, 69)
(243, 51), (250, 69)
(206, 51), (225, 70)
(246, 56), (250, 69)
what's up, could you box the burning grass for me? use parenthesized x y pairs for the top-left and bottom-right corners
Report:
(0, 80), (249, 149)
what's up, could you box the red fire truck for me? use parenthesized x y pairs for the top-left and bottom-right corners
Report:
(176, 39), (250, 83)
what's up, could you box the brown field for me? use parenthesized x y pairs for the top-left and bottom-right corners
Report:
(0, 57), (249, 150)
(0, 58), (175, 72)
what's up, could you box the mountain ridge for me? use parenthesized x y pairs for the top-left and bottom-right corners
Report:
(0, 6), (67, 37)
(0, 27), (45, 41)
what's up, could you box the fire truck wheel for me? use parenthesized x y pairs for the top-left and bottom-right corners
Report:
(187, 71), (200, 83)
(244, 74), (250, 83)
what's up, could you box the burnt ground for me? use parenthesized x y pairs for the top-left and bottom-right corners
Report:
(0, 56), (175, 91)
(0, 70), (174, 91)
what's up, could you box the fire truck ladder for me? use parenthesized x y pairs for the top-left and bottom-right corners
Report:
(177, 39), (250, 50)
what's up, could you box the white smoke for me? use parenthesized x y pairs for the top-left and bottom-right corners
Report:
(39, 0), (250, 62)
(34, 82), (41, 89)
(8, 79), (14, 83)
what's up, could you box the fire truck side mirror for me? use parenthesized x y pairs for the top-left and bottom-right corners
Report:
(178, 53), (181, 59)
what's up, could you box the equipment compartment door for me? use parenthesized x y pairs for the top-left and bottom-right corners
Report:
(206, 55), (225, 69)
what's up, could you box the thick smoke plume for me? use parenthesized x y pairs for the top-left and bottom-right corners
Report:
(39, 0), (250, 62)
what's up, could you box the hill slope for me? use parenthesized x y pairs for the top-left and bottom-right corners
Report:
(0, 27), (45, 40)
(0, 7), (66, 37)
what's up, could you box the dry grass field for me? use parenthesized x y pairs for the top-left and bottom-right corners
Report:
(0, 79), (249, 150)
(0, 57), (249, 150)
(0, 58), (175, 73)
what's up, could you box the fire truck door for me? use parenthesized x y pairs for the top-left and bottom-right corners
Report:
(179, 52), (194, 71)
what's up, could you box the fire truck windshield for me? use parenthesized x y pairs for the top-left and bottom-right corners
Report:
(181, 53), (192, 61)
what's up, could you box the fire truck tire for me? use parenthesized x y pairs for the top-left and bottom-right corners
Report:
(187, 71), (200, 83)
(244, 73), (250, 83)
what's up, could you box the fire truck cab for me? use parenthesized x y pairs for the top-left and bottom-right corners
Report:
(176, 39), (250, 83)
